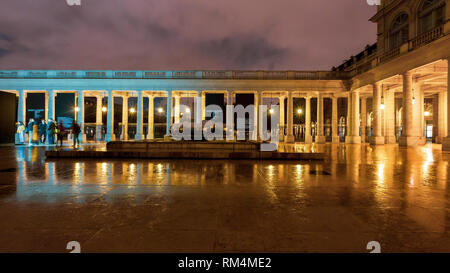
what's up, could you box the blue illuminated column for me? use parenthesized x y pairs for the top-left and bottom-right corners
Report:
(135, 91), (144, 140)
(166, 90), (172, 136)
(77, 90), (86, 142)
(47, 90), (55, 121)
(17, 89), (26, 123)
(105, 90), (115, 142)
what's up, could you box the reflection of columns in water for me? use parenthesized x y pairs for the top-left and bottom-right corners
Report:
(74, 162), (84, 184)
(136, 163), (142, 185)
(226, 90), (233, 136)
(166, 163), (171, 185)
(107, 163), (113, 185)
(47, 162), (55, 185)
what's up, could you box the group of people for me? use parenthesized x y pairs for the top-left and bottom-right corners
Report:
(16, 119), (82, 147)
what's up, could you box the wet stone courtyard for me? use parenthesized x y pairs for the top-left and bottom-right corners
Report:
(0, 143), (449, 253)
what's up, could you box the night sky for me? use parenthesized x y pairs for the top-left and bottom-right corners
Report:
(0, 0), (377, 71)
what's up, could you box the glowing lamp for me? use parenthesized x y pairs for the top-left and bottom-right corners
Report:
(157, 107), (164, 113)
(130, 108), (136, 113)
(102, 107), (107, 112)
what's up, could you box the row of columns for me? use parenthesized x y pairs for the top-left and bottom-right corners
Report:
(15, 79), (450, 148)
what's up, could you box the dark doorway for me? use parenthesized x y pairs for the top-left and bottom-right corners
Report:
(0, 92), (16, 144)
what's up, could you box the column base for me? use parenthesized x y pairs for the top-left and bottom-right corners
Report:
(305, 134), (313, 144)
(146, 134), (154, 140)
(359, 135), (365, 143)
(120, 134), (128, 141)
(81, 134), (87, 143)
(442, 137), (450, 151)
(385, 136), (396, 144)
(105, 134), (116, 143)
(135, 134), (144, 141)
(163, 135), (172, 141)
(285, 134), (295, 143)
(332, 135), (340, 144)
(315, 135), (326, 144)
(399, 136), (422, 147)
(370, 136), (385, 145)
(345, 136), (361, 144)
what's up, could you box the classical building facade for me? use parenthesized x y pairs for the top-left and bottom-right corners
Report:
(1, 0), (449, 150)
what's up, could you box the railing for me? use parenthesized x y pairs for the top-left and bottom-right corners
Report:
(379, 47), (400, 63)
(409, 25), (444, 51)
(0, 70), (350, 80)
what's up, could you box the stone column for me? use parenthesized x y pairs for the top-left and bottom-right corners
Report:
(174, 95), (181, 124)
(400, 71), (421, 146)
(201, 92), (206, 121)
(17, 90), (26, 124)
(418, 85), (425, 144)
(346, 91), (361, 144)
(196, 91), (203, 124)
(47, 90), (55, 122)
(332, 95), (339, 143)
(305, 96), (312, 144)
(95, 95), (103, 141)
(135, 91), (144, 140)
(437, 91), (448, 144)
(165, 91), (172, 137)
(121, 95), (129, 140)
(252, 91), (260, 141)
(360, 97), (367, 143)
(384, 89), (396, 144)
(258, 91), (264, 140)
(147, 95), (154, 140)
(443, 58), (450, 150)
(279, 96), (285, 140)
(371, 83), (384, 145)
(285, 91), (295, 143)
(226, 90), (234, 139)
(77, 90), (86, 142)
(346, 93), (353, 138)
(105, 90), (115, 142)
(316, 94), (326, 143)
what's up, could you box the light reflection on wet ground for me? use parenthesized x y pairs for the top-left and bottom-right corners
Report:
(0, 143), (449, 252)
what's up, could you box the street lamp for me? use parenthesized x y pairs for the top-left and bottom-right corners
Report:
(269, 108), (274, 114)
(130, 107), (136, 113)
(297, 108), (303, 115)
(185, 107), (191, 113)
(424, 111), (430, 117)
(157, 107), (164, 113)
(75, 107), (80, 112)
(102, 106), (107, 112)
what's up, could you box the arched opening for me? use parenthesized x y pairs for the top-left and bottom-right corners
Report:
(389, 13), (409, 49)
(418, 0), (446, 34)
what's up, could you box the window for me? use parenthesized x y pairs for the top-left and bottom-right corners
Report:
(418, 0), (446, 34)
(389, 13), (409, 49)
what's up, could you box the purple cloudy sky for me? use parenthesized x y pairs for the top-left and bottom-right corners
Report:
(0, 0), (377, 71)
